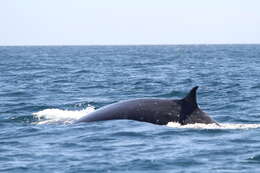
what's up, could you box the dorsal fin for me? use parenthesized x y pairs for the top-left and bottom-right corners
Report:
(183, 86), (198, 108)
(179, 86), (199, 125)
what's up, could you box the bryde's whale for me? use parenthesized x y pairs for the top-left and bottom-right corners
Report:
(76, 86), (218, 125)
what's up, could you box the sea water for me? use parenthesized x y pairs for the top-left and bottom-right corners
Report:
(1, 45), (260, 172)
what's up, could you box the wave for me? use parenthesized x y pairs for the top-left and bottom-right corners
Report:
(32, 105), (95, 124)
(167, 122), (260, 129)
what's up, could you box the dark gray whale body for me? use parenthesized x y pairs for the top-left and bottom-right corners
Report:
(76, 86), (218, 125)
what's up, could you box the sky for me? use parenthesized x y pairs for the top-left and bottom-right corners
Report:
(0, 0), (259, 45)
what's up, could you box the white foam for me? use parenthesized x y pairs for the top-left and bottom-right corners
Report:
(167, 122), (260, 129)
(33, 105), (95, 124)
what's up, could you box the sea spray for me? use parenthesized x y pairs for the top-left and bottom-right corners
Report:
(33, 105), (95, 124)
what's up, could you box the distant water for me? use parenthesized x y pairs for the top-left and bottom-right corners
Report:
(1, 45), (260, 172)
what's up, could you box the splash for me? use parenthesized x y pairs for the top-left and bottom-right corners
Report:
(33, 105), (95, 124)
(167, 122), (260, 129)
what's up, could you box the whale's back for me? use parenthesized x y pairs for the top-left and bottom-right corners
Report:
(76, 99), (181, 125)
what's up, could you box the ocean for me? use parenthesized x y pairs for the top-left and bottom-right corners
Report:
(0, 45), (260, 172)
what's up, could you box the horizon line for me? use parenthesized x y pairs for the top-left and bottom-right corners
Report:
(0, 43), (260, 47)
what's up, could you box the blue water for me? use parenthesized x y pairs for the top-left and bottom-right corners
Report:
(1, 45), (260, 172)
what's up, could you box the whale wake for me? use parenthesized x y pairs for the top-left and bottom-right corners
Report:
(167, 122), (260, 129)
(33, 105), (95, 124)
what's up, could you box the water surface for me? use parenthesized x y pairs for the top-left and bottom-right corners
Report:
(1, 45), (260, 172)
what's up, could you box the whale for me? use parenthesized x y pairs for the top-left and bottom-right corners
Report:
(76, 86), (218, 125)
